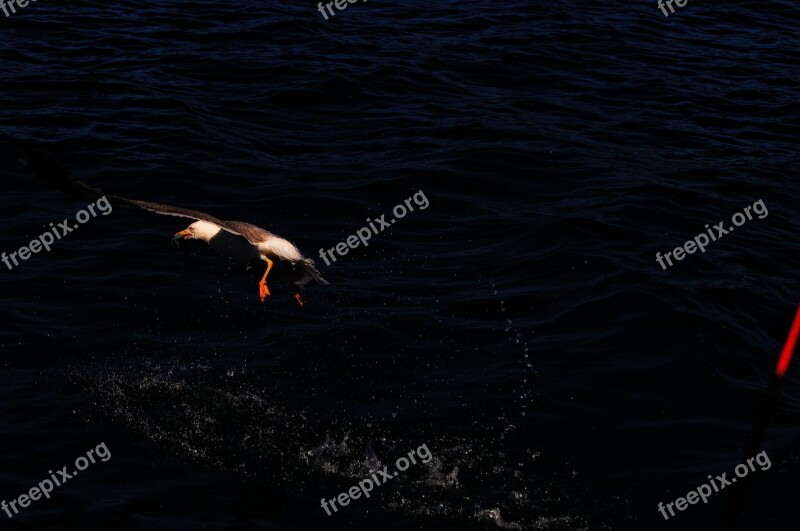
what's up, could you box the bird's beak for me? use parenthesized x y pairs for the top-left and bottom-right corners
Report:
(173, 229), (192, 241)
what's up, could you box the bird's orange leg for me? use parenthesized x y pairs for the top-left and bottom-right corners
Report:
(294, 293), (305, 307)
(259, 258), (273, 301)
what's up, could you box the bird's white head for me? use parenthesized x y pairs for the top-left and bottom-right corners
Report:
(174, 220), (222, 243)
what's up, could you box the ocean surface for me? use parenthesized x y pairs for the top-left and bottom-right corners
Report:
(1, 1), (799, 530)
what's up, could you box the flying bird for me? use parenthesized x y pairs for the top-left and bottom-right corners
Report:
(16, 146), (328, 305)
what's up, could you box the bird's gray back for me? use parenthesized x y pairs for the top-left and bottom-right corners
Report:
(224, 221), (274, 244)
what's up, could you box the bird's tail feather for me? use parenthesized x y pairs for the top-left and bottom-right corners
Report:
(301, 258), (328, 285)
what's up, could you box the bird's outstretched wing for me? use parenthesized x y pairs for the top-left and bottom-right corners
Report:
(123, 199), (241, 235)
(17, 145), (246, 238)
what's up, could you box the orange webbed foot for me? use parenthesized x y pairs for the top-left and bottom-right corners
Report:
(294, 293), (305, 307)
(259, 280), (270, 301)
(258, 258), (273, 302)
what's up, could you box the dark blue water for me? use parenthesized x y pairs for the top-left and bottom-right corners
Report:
(1, 1), (799, 529)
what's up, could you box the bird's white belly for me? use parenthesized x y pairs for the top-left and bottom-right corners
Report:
(258, 237), (303, 263)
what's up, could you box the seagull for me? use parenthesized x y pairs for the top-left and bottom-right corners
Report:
(17, 146), (328, 305)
